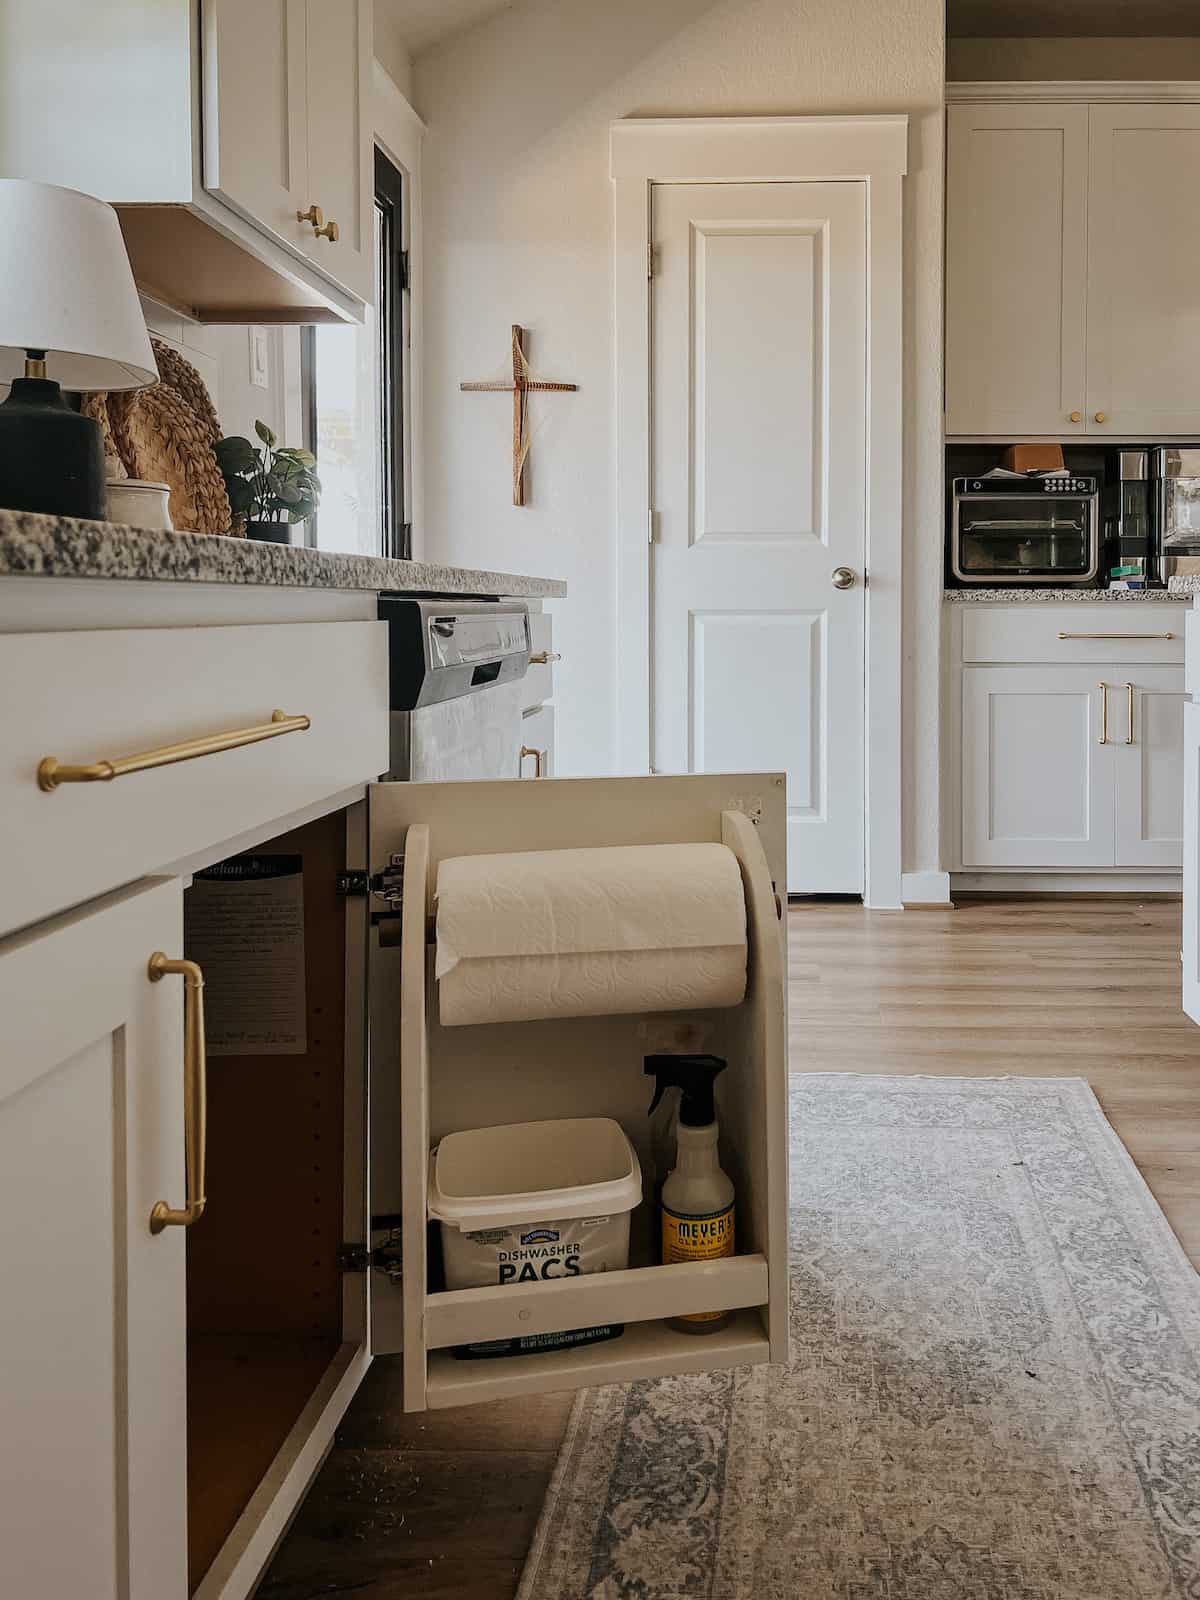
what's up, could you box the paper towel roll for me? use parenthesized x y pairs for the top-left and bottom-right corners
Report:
(435, 842), (747, 1027)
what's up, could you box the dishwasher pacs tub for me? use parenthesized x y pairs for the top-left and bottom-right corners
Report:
(428, 1117), (642, 1360)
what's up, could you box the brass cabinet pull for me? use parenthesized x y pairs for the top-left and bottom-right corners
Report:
(528, 650), (562, 665)
(314, 218), (340, 241)
(38, 709), (310, 791)
(1125, 681), (1135, 745)
(1069, 410), (1082, 423)
(297, 205), (339, 241)
(1099, 682), (1109, 745)
(1058, 632), (1174, 642)
(147, 954), (207, 1234)
(520, 744), (546, 778)
(1094, 411), (1107, 424)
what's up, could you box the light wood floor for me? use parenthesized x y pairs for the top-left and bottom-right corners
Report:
(259, 896), (1200, 1599)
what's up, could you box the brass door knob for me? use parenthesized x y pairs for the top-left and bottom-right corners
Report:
(1069, 410), (1082, 423)
(1094, 411), (1107, 423)
(297, 204), (324, 228)
(831, 566), (857, 590)
(314, 219), (340, 242)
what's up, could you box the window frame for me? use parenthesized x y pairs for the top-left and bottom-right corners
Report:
(374, 146), (410, 561)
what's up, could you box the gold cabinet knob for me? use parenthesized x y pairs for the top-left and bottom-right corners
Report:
(1094, 411), (1107, 424)
(1069, 411), (1082, 423)
(297, 204), (324, 228)
(314, 218), (340, 242)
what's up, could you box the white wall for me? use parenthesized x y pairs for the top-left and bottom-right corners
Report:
(374, 0), (415, 101)
(414, 0), (946, 878)
(948, 36), (1200, 80)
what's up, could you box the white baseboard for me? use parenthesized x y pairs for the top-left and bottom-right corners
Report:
(900, 870), (953, 906)
(951, 871), (1182, 895)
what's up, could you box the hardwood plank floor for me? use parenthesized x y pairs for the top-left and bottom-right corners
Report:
(258, 897), (1200, 1599)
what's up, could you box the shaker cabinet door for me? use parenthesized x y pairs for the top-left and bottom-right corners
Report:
(945, 104), (1089, 437)
(301, 0), (374, 302)
(0, 879), (188, 1600)
(962, 666), (1116, 868)
(1086, 104), (1200, 437)
(201, 0), (311, 257)
(1113, 668), (1187, 868)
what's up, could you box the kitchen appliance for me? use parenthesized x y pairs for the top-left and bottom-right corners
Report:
(1153, 447), (1200, 579)
(379, 596), (531, 781)
(1103, 450), (1156, 585)
(950, 473), (1101, 586)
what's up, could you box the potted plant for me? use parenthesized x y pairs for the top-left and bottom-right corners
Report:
(214, 420), (321, 542)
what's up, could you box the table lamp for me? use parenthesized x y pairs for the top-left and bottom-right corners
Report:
(0, 179), (158, 520)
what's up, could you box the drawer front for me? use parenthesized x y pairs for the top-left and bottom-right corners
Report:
(2, 620), (389, 936)
(962, 605), (1186, 664)
(521, 611), (556, 712)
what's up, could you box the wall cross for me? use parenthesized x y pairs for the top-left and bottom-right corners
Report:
(460, 325), (577, 506)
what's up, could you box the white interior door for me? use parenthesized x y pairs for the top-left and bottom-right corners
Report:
(651, 182), (866, 894)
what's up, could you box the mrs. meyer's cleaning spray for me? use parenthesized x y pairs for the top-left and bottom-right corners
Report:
(645, 1055), (735, 1334)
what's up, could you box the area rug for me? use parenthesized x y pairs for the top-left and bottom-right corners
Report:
(517, 1075), (1200, 1600)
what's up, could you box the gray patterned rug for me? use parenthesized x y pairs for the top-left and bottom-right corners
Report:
(517, 1075), (1200, 1600)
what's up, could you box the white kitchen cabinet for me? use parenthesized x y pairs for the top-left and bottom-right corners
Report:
(203, 0), (373, 306)
(962, 666), (1115, 867)
(0, 879), (187, 1600)
(1086, 105), (1200, 436)
(1182, 702), (1200, 1025)
(946, 103), (1089, 437)
(946, 94), (1200, 438)
(0, 0), (371, 322)
(520, 703), (556, 778)
(1113, 668), (1187, 866)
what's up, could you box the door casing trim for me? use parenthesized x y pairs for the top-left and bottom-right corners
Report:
(611, 115), (907, 908)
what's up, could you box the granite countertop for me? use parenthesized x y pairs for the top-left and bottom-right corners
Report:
(0, 509), (567, 599)
(1167, 576), (1200, 598)
(943, 587), (1182, 604)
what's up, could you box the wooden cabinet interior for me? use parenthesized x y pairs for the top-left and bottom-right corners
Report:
(183, 809), (353, 1592)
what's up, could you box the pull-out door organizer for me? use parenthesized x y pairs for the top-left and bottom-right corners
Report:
(366, 773), (790, 1412)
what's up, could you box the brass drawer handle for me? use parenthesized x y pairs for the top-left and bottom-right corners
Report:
(520, 744), (546, 778)
(1099, 682), (1109, 745)
(148, 955), (208, 1233)
(528, 650), (561, 665)
(38, 709), (310, 791)
(1058, 632), (1174, 642)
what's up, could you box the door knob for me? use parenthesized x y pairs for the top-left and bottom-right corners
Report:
(831, 566), (857, 590)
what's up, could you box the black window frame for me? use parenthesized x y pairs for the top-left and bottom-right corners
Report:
(375, 146), (410, 561)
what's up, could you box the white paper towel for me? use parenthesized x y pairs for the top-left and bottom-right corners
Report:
(435, 842), (747, 1027)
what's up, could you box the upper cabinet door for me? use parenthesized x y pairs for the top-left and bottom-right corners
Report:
(201, 0), (312, 258)
(946, 104), (1089, 437)
(1087, 105), (1200, 437)
(301, 0), (374, 303)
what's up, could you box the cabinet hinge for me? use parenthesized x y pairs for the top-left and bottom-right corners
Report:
(338, 1224), (404, 1282)
(648, 508), (657, 545)
(648, 242), (657, 279)
(399, 249), (411, 292)
(336, 857), (406, 916)
(336, 870), (369, 898)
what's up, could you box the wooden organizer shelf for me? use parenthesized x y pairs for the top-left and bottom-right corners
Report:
(367, 774), (791, 1413)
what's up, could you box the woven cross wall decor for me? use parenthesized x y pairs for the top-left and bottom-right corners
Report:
(460, 325), (577, 506)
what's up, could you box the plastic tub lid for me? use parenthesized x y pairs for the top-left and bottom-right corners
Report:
(429, 1117), (643, 1229)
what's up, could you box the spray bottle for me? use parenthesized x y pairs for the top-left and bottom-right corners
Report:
(645, 1055), (735, 1335)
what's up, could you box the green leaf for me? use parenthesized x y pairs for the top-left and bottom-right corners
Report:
(214, 436), (260, 476)
(275, 447), (317, 469)
(254, 419), (277, 449)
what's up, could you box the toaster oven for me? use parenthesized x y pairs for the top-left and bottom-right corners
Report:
(950, 474), (1100, 586)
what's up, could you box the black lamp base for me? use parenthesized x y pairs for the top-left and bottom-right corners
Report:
(0, 377), (107, 521)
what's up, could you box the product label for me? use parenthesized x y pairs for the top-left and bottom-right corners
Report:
(662, 1203), (735, 1323)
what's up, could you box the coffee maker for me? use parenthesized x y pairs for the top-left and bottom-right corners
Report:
(1103, 450), (1156, 586)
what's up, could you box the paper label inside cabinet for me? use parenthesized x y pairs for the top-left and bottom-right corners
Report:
(186, 855), (307, 1056)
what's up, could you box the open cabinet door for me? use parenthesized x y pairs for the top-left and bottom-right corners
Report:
(366, 773), (789, 1412)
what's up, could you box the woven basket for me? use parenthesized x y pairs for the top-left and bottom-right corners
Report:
(84, 339), (234, 536)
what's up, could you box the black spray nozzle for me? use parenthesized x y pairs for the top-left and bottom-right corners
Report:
(644, 1054), (727, 1126)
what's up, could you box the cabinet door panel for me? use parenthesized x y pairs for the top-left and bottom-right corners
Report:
(962, 666), (1114, 867)
(201, 0), (310, 256)
(946, 105), (1088, 436)
(1087, 106), (1200, 436)
(302, 0), (373, 302)
(1114, 668), (1186, 868)
(1182, 704), (1200, 1025)
(0, 880), (187, 1600)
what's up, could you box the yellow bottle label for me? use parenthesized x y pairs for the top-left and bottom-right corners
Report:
(662, 1204), (735, 1323)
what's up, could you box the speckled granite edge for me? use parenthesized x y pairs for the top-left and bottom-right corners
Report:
(1167, 576), (1200, 597)
(943, 586), (1182, 603)
(0, 509), (567, 598)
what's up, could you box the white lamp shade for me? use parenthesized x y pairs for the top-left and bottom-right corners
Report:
(0, 179), (157, 392)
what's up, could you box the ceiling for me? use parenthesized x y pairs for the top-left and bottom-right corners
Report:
(379, 0), (515, 55)
(948, 0), (1200, 37)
